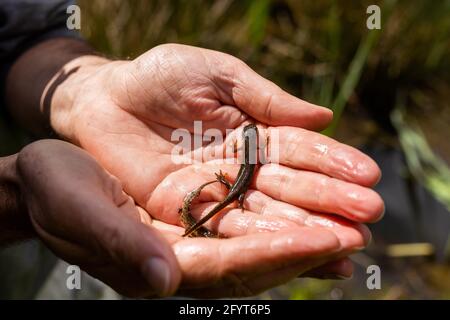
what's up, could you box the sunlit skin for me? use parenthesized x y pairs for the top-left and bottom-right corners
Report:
(6, 41), (384, 297)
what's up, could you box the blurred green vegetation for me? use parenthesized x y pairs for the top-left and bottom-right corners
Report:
(77, 0), (450, 299)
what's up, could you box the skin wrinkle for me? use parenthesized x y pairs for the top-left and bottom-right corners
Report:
(200, 50), (215, 83)
(228, 59), (248, 98)
(209, 58), (238, 106)
(227, 59), (259, 110)
(184, 94), (219, 123)
(258, 194), (271, 218)
(283, 130), (300, 167)
(240, 214), (253, 235)
(108, 61), (135, 110)
(316, 175), (330, 210)
(107, 175), (128, 207)
(208, 105), (242, 128)
(129, 57), (178, 125)
(262, 92), (275, 123)
(123, 70), (141, 117)
(273, 164), (288, 202)
(154, 69), (182, 115)
(266, 165), (283, 202)
(171, 46), (195, 85)
(282, 170), (297, 204)
(187, 90), (217, 113)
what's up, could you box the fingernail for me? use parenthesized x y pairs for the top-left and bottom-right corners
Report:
(142, 257), (171, 297)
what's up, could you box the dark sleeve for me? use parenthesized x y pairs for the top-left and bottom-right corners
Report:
(0, 0), (82, 112)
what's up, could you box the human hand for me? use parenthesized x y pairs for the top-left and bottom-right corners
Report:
(15, 140), (353, 298)
(50, 43), (382, 216)
(16, 140), (180, 297)
(46, 43), (384, 285)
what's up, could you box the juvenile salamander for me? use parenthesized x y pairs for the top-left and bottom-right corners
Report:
(182, 123), (258, 237)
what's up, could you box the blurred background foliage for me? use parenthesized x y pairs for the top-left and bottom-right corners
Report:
(74, 0), (449, 299)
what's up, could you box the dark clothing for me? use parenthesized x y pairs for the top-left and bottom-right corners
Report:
(0, 0), (80, 113)
(0, 0), (79, 61)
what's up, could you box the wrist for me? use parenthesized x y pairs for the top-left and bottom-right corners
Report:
(48, 54), (112, 143)
(0, 154), (34, 245)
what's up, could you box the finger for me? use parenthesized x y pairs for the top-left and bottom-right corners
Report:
(151, 195), (370, 255)
(186, 202), (301, 237)
(302, 258), (354, 279)
(209, 52), (333, 131)
(255, 164), (385, 223)
(197, 124), (381, 188)
(242, 190), (372, 249)
(269, 126), (382, 186)
(178, 256), (333, 298)
(186, 200), (369, 252)
(150, 196), (305, 238)
(148, 161), (383, 225)
(172, 228), (340, 289)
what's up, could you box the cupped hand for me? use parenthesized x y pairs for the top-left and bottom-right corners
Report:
(53, 43), (383, 217)
(16, 140), (354, 298)
(145, 159), (376, 297)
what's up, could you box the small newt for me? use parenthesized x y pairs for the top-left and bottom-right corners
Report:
(182, 123), (258, 237)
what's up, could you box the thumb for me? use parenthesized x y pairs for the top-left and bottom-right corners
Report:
(215, 55), (333, 131)
(92, 200), (181, 297)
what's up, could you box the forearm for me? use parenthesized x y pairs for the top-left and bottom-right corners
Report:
(0, 154), (33, 246)
(5, 37), (108, 139)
